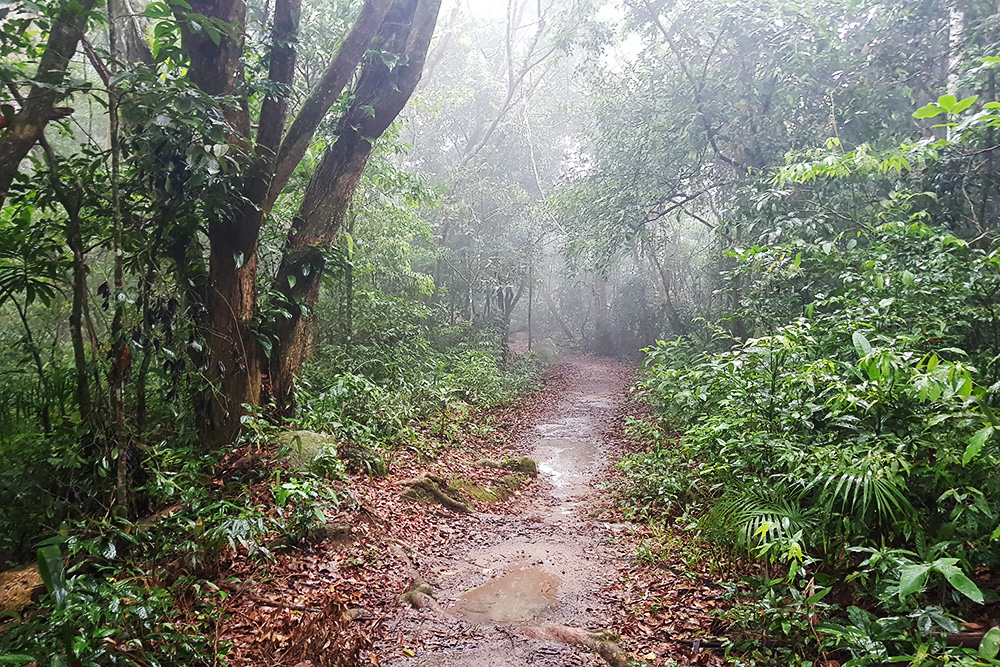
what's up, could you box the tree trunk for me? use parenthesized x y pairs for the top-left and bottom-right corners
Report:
(269, 0), (442, 413)
(593, 277), (613, 356)
(542, 290), (575, 343)
(646, 246), (687, 335)
(270, 137), (373, 410)
(189, 0), (393, 444)
(67, 206), (92, 423)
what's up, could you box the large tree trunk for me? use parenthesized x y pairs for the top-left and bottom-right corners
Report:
(181, 0), (255, 442)
(189, 0), (394, 444)
(646, 246), (687, 335)
(269, 0), (442, 413)
(270, 137), (372, 410)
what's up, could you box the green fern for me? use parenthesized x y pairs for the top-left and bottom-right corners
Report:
(707, 483), (819, 552)
(804, 457), (914, 529)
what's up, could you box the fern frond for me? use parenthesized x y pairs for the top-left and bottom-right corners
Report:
(709, 483), (819, 552)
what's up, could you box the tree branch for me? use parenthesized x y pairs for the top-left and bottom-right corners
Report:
(0, 0), (98, 207)
(266, 0), (392, 209)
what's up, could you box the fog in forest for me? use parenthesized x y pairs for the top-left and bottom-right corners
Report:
(2, 0), (1000, 664)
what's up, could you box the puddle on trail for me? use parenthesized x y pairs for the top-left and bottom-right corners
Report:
(452, 565), (561, 624)
(537, 445), (567, 487)
(533, 416), (591, 438)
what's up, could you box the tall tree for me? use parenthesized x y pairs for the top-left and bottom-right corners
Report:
(173, 0), (442, 440)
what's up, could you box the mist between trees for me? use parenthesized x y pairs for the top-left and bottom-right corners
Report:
(2, 0), (1000, 664)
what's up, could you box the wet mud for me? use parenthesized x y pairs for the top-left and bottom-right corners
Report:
(379, 357), (632, 666)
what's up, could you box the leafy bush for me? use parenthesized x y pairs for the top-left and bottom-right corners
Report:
(626, 143), (1000, 662)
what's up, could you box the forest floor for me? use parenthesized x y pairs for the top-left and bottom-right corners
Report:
(219, 357), (727, 667)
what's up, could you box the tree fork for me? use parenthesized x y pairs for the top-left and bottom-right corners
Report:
(269, 0), (442, 413)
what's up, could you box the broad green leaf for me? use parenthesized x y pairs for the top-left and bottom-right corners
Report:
(36, 545), (67, 608)
(937, 94), (958, 111)
(964, 426), (993, 465)
(980, 627), (1000, 660)
(0, 657), (40, 665)
(899, 563), (932, 598)
(952, 95), (979, 114)
(914, 104), (944, 119)
(852, 332), (872, 357)
(287, 274), (296, 289)
(935, 559), (984, 603)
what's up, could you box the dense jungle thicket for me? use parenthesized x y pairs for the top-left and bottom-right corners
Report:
(2, 0), (1000, 664)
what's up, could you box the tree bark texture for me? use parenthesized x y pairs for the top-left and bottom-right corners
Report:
(190, 0), (403, 443)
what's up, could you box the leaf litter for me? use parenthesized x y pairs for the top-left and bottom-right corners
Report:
(205, 357), (731, 666)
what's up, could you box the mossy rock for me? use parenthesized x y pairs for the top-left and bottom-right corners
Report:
(499, 473), (528, 492)
(448, 478), (499, 506)
(400, 485), (437, 505)
(475, 456), (538, 477)
(504, 457), (538, 477)
(278, 430), (337, 468)
(400, 480), (470, 510)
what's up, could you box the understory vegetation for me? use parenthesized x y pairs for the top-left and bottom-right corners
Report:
(621, 121), (1000, 665)
(0, 306), (539, 665)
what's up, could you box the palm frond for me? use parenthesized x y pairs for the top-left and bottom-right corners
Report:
(708, 483), (819, 552)
(805, 456), (914, 528)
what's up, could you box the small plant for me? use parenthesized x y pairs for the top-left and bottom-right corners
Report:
(272, 473), (341, 544)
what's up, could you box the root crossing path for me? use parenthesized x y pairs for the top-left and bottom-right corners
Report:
(380, 357), (636, 667)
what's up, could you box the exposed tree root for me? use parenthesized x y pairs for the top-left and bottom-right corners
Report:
(390, 543), (441, 612)
(523, 625), (630, 667)
(400, 473), (474, 513)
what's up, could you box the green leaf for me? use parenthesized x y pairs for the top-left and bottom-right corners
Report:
(234, 251), (244, 269)
(898, 563), (932, 598)
(914, 103), (944, 119)
(287, 274), (296, 289)
(980, 627), (1000, 659)
(0, 656), (40, 665)
(935, 559), (984, 603)
(964, 426), (993, 465)
(36, 545), (66, 608)
(952, 95), (979, 114)
(852, 331), (872, 357)
(973, 395), (1000, 427)
(203, 22), (221, 45)
(937, 94), (958, 111)
(806, 586), (832, 606)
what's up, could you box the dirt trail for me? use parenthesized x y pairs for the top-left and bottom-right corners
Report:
(379, 357), (634, 666)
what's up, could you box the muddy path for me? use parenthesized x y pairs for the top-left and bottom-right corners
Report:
(377, 357), (635, 666)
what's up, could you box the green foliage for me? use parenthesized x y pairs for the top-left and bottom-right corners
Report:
(626, 130), (1000, 662)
